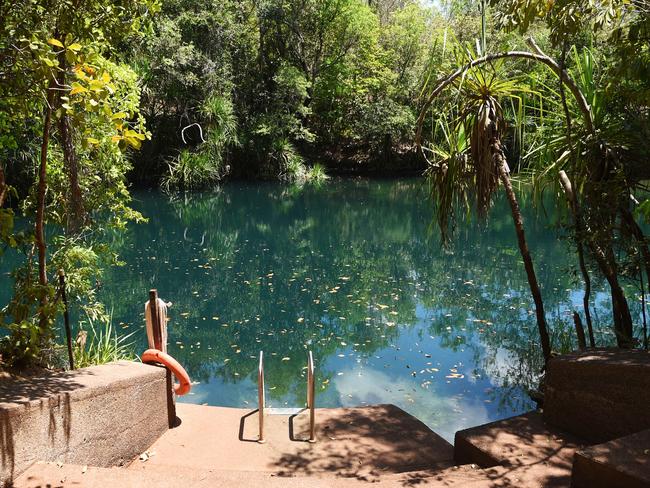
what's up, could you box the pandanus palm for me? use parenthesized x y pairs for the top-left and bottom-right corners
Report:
(418, 62), (552, 363)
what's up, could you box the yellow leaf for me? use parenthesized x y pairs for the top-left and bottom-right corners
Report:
(87, 137), (100, 144)
(111, 112), (127, 120)
(126, 137), (142, 149)
(48, 38), (64, 48)
(111, 135), (121, 143)
(101, 71), (111, 83)
(69, 82), (87, 95)
(67, 43), (82, 52)
(89, 80), (104, 91)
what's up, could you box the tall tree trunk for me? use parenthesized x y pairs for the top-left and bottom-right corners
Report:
(57, 49), (85, 233)
(0, 167), (7, 207)
(493, 138), (552, 363)
(589, 236), (634, 347)
(621, 207), (650, 288)
(558, 171), (595, 347)
(36, 83), (55, 329)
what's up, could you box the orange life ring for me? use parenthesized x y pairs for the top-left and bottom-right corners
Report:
(142, 349), (192, 396)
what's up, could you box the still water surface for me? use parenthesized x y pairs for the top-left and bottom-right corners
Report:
(96, 178), (618, 440)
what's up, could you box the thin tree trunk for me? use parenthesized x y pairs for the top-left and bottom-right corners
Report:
(57, 49), (85, 233)
(589, 236), (634, 347)
(0, 167), (7, 207)
(558, 171), (595, 347)
(621, 207), (650, 288)
(493, 139), (552, 363)
(36, 83), (55, 328)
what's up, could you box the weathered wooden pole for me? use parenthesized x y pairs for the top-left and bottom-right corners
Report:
(149, 289), (163, 351)
(149, 288), (175, 426)
(58, 269), (74, 370)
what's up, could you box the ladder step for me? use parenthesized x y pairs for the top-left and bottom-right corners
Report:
(267, 407), (305, 415)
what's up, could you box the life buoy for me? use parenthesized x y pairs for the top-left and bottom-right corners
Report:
(142, 349), (192, 396)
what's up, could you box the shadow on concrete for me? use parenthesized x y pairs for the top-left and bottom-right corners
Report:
(273, 404), (454, 482)
(288, 409), (310, 442)
(238, 409), (260, 443)
(453, 411), (588, 488)
(1, 370), (87, 486)
(0, 369), (89, 406)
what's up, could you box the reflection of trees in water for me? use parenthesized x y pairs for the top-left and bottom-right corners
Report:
(101, 179), (616, 407)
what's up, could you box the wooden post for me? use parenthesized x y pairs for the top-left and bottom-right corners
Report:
(58, 269), (74, 370)
(149, 289), (175, 427)
(149, 289), (163, 351)
(573, 311), (587, 350)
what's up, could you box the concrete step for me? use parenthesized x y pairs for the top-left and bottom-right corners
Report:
(15, 462), (504, 487)
(572, 428), (650, 488)
(454, 411), (589, 488)
(128, 403), (455, 479)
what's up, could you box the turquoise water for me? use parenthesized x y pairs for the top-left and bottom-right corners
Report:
(1, 178), (622, 440)
(96, 178), (624, 440)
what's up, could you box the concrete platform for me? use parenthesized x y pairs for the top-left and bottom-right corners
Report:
(572, 429), (650, 488)
(15, 462), (499, 487)
(454, 411), (587, 487)
(0, 361), (169, 486)
(545, 349), (650, 443)
(128, 403), (455, 481)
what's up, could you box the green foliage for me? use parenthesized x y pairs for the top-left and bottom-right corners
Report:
(130, 0), (441, 178)
(162, 94), (239, 190)
(0, 0), (154, 368)
(73, 314), (137, 368)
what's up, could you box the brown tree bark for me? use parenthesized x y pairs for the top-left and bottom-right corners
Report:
(588, 233), (634, 346)
(0, 167), (7, 208)
(558, 171), (595, 347)
(493, 138), (552, 363)
(36, 82), (56, 328)
(57, 49), (86, 233)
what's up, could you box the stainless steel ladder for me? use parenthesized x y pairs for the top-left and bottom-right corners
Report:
(257, 350), (315, 443)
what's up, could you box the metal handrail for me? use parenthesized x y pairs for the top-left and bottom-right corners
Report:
(258, 350), (265, 443)
(307, 350), (315, 442)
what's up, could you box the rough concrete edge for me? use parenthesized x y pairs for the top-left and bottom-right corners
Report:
(1, 361), (169, 487)
(0, 361), (165, 417)
(453, 431), (500, 468)
(571, 450), (649, 488)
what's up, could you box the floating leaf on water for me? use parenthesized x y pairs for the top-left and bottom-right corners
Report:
(282, 357), (290, 361)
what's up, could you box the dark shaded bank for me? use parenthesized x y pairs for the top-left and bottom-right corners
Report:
(127, 140), (428, 186)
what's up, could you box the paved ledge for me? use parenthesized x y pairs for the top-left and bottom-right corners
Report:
(128, 403), (454, 481)
(454, 411), (586, 488)
(572, 429), (650, 488)
(16, 462), (495, 488)
(544, 349), (650, 443)
(0, 361), (169, 487)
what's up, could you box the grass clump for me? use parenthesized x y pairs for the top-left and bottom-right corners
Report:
(73, 314), (136, 368)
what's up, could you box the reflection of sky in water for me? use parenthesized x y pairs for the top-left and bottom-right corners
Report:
(3, 178), (636, 442)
